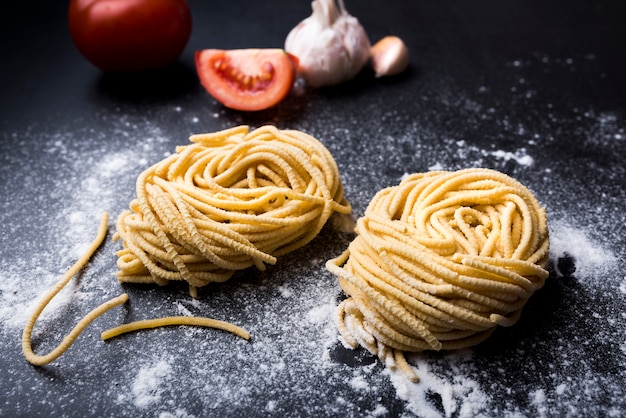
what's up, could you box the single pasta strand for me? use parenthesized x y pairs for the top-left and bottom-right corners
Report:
(22, 213), (129, 366)
(101, 316), (251, 341)
(327, 168), (550, 382)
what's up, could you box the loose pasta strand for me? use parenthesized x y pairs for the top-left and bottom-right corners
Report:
(22, 213), (129, 366)
(326, 168), (550, 382)
(101, 316), (250, 341)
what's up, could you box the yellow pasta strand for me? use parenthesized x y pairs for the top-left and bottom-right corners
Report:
(393, 349), (419, 383)
(22, 213), (129, 366)
(326, 168), (550, 381)
(101, 316), (250, 341)
(115, 125), (351, 292)
(22, 212), (253, 366)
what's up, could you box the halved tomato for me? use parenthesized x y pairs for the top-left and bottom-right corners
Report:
(195, 49), (298, 111)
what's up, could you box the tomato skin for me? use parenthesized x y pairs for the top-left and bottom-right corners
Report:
(195, 49), (298, 112)
(68, 0), (192, 72)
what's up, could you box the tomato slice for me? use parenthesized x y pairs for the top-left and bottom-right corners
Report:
(195, 49), (298, 111)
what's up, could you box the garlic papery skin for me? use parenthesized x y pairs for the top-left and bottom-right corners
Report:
(370, 36), (409, 78)
(285, 0), (371, 88)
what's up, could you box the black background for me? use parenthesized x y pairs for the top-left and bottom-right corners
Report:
(1, 1), (625, 417)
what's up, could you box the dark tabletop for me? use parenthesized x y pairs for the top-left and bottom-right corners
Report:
(1, 1), (625, 417)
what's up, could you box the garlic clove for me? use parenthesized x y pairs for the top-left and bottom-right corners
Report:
(370, 36), (409, 78)
(285, 0), (371, 88)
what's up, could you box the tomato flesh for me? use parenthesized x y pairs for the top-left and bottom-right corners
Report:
(68, 0), (192, 72)
(195, 49), (298, 111)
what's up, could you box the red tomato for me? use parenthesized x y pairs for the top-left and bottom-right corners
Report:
(68, 0), (192, 72)
(195, 49), (298, 111)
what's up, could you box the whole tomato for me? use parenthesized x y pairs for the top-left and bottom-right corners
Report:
(68, 0), (192, 72)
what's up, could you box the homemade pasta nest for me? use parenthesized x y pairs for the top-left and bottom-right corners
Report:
(326, 168), (550, 381)
(115, 125), (351, 294)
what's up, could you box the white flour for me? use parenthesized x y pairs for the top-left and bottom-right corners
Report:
(124, 359), (173, 408)
(549, 219), (618, 279)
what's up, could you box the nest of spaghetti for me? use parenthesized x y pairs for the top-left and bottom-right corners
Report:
(115, 125), (351, 296)
(326, 168), (550, 381)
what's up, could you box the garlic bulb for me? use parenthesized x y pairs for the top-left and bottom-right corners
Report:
(370, 36), (409, 78)
(285, 0), (371, 88)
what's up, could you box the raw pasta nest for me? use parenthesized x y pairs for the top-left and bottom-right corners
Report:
(326, 168), (550, 379)
(115, 125), (351, 292)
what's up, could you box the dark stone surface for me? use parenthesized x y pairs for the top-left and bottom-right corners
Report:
(1, 1), (625, 416)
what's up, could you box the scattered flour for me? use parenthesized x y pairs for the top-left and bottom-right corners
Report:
(427, 162), (445, 171)
(529, 388), (547, 418)
(489, 148), (534, 166)
(175, 301), (194, 317)
(266, 400), (277, 412)
(277, 285), (294, 298)
(307, 299), (335, 325)
(349, 375), (369, 391)
(386, 356), (489, 418)
(368, 404), (388, 417)
(0, 117), (169, 332)
(128, 359), (173, 408)
(159, 409), (197, 418)
(548, 218), (618, 279)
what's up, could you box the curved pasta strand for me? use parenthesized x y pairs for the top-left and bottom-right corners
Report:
(22, 213), (128, 366)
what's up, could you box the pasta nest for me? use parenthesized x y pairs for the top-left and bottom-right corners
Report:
(327, 168), (550, 374)
(115, 125), (351, 292)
